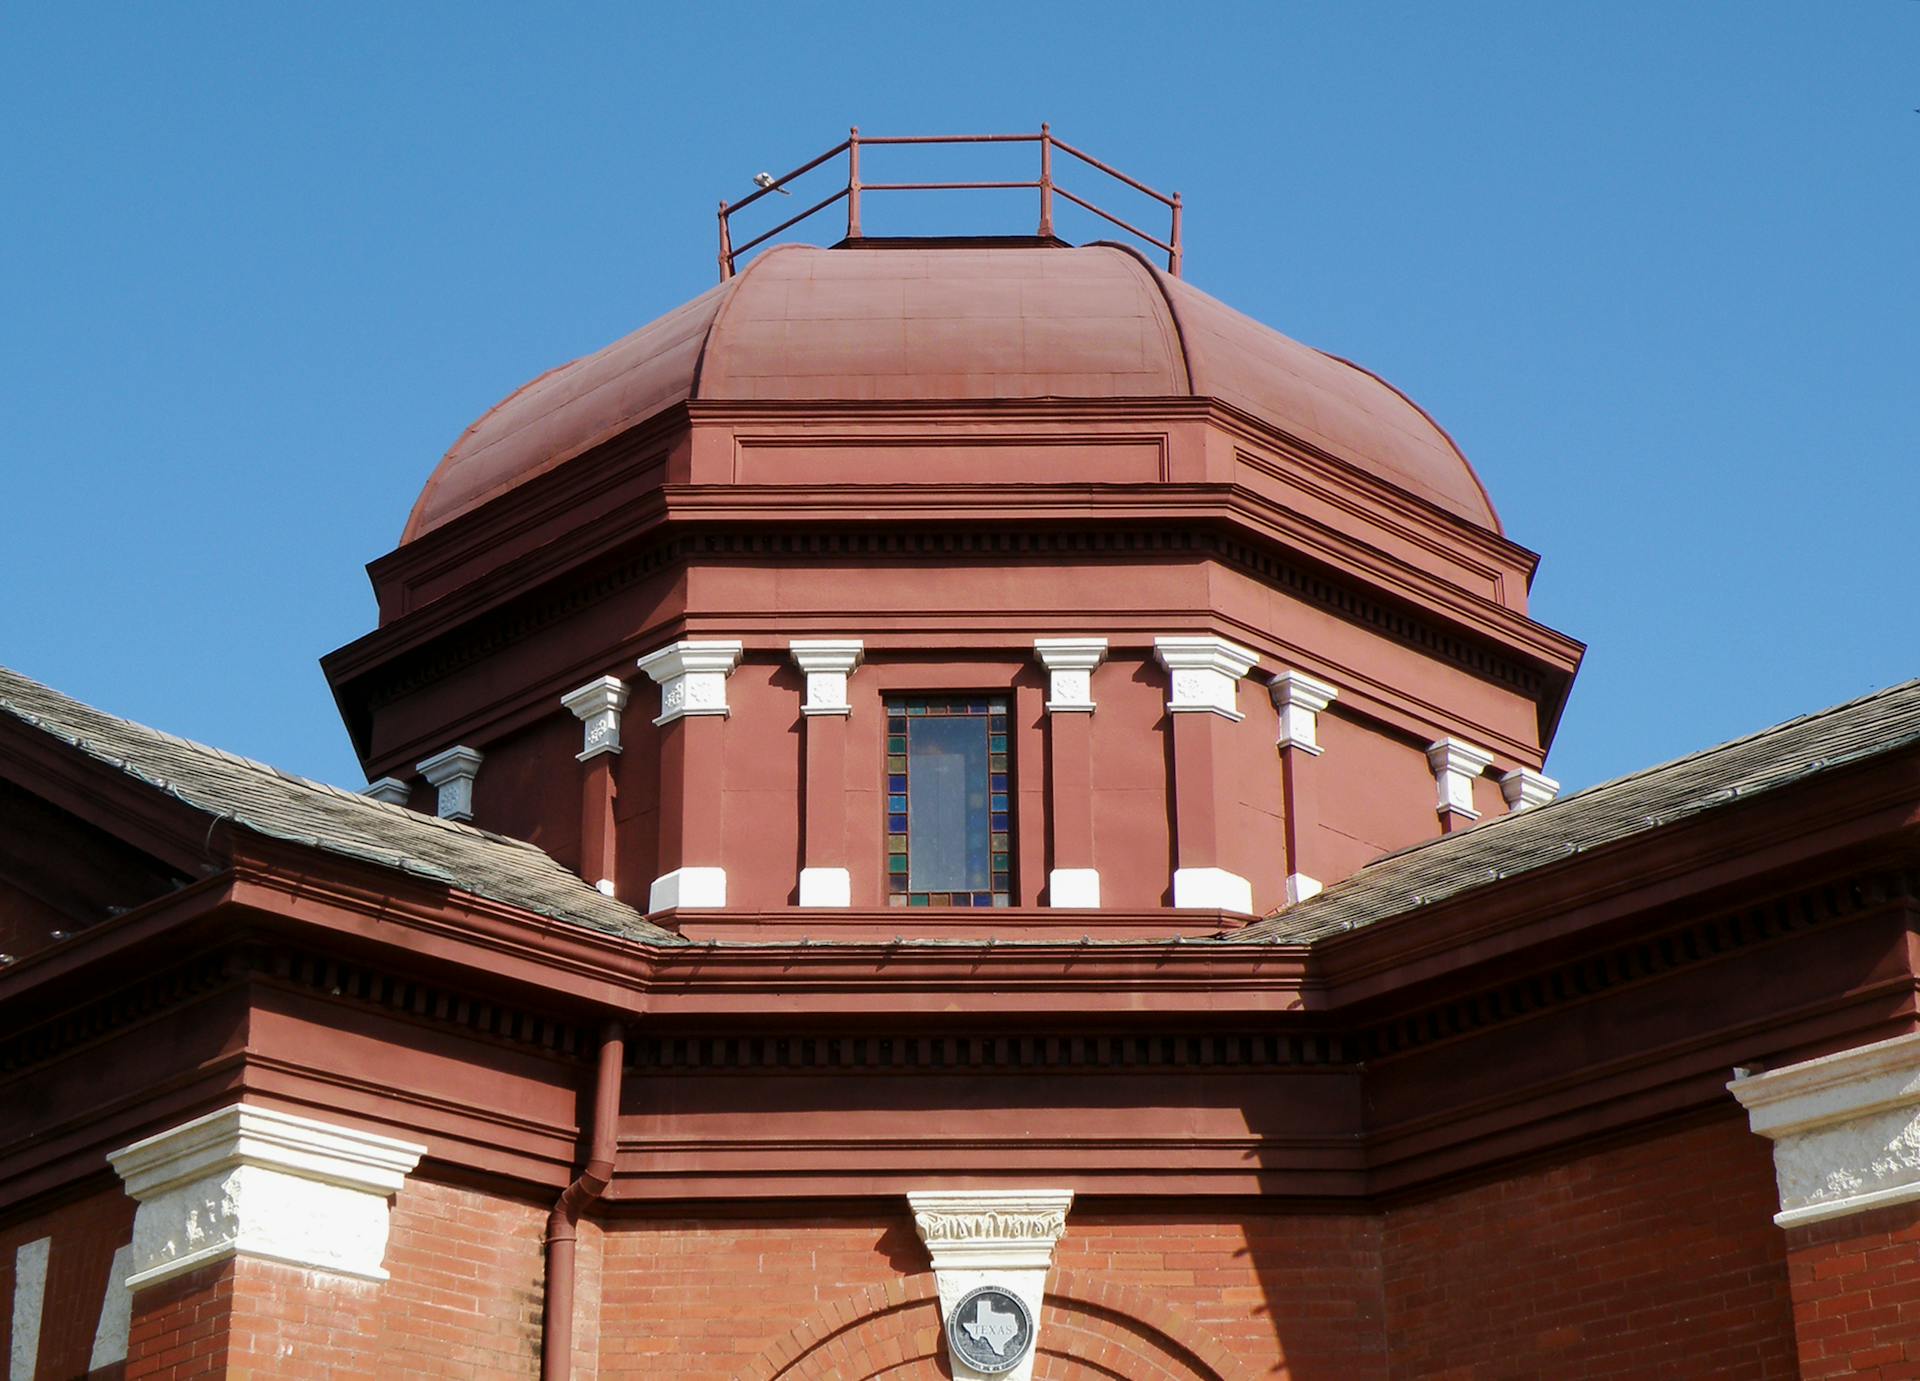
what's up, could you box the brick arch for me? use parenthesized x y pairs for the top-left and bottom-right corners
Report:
(739, 1270), (1250, 1381)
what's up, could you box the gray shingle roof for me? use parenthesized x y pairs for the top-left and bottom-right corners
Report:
(0, 665), (678, 943)
(1229, 678), (1920, 944)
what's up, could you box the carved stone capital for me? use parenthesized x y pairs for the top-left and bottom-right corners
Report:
(1033, 637), (1108, 713)
(1154, 636), (1258, 721)
(909, 1189), (1073, 1381)
(562, 675), (630, 760)
(637, 639), (743, 726)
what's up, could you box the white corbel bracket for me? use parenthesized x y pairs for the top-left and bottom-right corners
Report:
(1153, 636), (1259, 721)
(108, 1105), (424, 1290)
(1731, 1033), (1920, 1227)
(363, 777), (411, 806)
(416, 745), (483, 822)
(1270, 670), (1338, 754)
(910, 1189), (1073, 1381)
(1033, 637), (1108, 713)
(562, 675), (630, 760)
(638, 640), (743, 726)
(789, 639), (865, 716)
(1425, 738), (1493, 819)
(1499, 767), (1560, 812)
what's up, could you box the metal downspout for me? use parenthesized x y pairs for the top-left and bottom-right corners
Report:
(544, 1020), (624, 1380)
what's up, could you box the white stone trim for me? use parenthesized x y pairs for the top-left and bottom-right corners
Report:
(1731, 1032), (1920, 1226)
(788, 639), (865, 716)
(798, 866), (851, 907)
(1285, 873), (1322, 905)
(363, 777), (411, 806)
(1153, 636), (1258, 721)
(638, 639), (742, 726)
(1172, 866), (1254, 913)
(1270, 670), (1338, 755)
(1047, 868), (1100, 908)
(910, 1189), (1072, 1381)
(1033, 638), (1108, 713)
(88, 1244), (134, 1370)
(10, 1237), (48, 1381)
(1499, 768), (1560, 812)
(562, 675), (630, 760)
(1425, 738), (1493, 819)
(107, 1105), (424, 1290)
(648, 865), (727, 912)
(416, 745), (483, 822)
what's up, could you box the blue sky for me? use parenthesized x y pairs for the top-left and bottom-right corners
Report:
(2, 4), (1915, 794)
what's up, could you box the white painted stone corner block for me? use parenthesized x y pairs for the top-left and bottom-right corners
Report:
(910, 1188), (1073, 1381)
(416, 745), (483, 822)
(1172, 866), (1254, 914)
(1047, 867), (1101, 908)
(637, 639), (743, 726)
(649, 865), (728, 913)
(107, 1104), (424, 1290)
(562, 675), (631, 760)
(1270, 670), (1338, 754)
(1425, 737), (1493, 819)
(1731, 1032), (1920, 1227)
(1034, 637), (1108, 713)
(1154, 636), (1259, 721)
(789, 639), (865, 716)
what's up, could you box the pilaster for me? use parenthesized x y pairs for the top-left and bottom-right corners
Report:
(563, 676), (630, 897)
(791, 640), (864, 906)
(639, 640), (742, 912)
(1155, 636), (1258, 911)
(1270, 670), (1338, 904)
(1035, 638), (1106, 908)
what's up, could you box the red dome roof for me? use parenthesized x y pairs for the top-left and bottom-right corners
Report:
(403, 243), (1498, 541)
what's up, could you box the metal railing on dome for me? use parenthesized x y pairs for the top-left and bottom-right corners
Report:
(716, 126), (1183, 282)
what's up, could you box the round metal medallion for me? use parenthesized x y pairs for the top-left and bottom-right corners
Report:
(945, 1284), (1034, 1374)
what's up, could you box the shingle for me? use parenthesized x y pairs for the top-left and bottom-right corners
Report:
(1229, 679), (1920, 944)
(0, 665), (678, 943)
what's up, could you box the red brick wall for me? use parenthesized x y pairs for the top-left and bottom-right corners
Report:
(1782, 1198), (1920, 1379)
(126, 1260), (234, 1379)
(0, 1181), (135, 1381)
(1381, 1115), (1797, 1379)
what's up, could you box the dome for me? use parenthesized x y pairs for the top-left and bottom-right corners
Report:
(403, 242), (1498, 542)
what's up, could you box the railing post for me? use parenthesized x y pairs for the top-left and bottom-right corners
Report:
(1169, 192), (1183, 277)
(846, 126), (862, 240)
(1037, 123), (1054, 239)
(717, 200), (734, 281)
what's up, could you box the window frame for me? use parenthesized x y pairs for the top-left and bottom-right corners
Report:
(884, 694), (1012, 907)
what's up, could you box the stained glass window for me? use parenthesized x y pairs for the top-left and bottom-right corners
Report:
(885, 696), (1010, 907)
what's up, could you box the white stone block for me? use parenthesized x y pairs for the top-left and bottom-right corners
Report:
(1172, 866), (1254, 913)
(11, 1237), (48, 1381)
(1033, 637), (1108, 713)
(648, 866), (727, 912)
(1270, 670), (1338, 754)
(88, 1244), (133, 1370)
(1425, 738), (1493, 818)
(1499, 768), (1560, 812)
(1047, 868), (1101, 908)
(1285, 873), (1322, 904)
(638, 640), (742, 726)
(562, 675), (630, 760)
(789, 640), (864, 716)
(417, 745), (484, 822)
(798, 866), (851, 907)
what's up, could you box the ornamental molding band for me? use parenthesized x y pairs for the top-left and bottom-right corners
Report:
(1731, 1032), (1920, 1227)
(909, 1189), (1073, 1381)
(416, 744), (483, 821)
(1500, 767), (1560, 813)
(1154, 636), (1259, 721)
(107, 1104), (425, 1290)
(1033, 637), (1108, 713)
(561, 674), (630, 760)
(1173, 865), (1255, 914)
(1270, 670), (1338, 755)
(789, 638), (865, 716)
(637, 639), (743, 726)
(1426, 737), (1494, 819)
